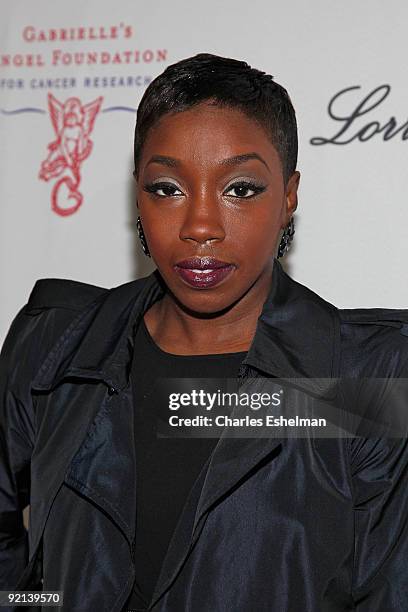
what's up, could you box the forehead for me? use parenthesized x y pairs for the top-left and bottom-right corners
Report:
(141, 102), (281, 171)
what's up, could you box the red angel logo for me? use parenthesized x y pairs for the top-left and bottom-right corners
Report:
(39, 93), (103, 216)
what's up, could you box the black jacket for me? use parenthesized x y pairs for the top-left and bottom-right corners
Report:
(0, 259), (407, 611)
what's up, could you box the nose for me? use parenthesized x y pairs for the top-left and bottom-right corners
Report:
(179, 196), (225, 247)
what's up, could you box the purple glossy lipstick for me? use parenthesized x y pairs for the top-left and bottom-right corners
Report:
(174, 256), (235, 289)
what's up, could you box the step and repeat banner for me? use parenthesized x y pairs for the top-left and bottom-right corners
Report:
(1, 0), (407, 341)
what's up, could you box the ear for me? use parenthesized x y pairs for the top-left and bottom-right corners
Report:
(283, 171), (300, 226)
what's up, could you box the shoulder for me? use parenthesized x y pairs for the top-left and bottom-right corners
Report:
(24, 275), (153, 313)
(6, 274), (152, 350)
(337, 306), (408, 377)
(24, 277), (109, 313)
(0, 275), (151, 397)
(0, 279), (102, 398)
(270, 262), (408, 377)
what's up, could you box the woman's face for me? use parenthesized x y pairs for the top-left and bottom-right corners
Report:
(136, 101), (300, 315)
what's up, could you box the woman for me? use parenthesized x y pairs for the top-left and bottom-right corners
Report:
(0, 53), (407, 612)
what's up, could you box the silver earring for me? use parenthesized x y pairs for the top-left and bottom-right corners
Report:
(136, 216), (151, 257)
(277, 217), (295, 259)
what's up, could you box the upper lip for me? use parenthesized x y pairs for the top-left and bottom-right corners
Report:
(175, 257), (233, 270)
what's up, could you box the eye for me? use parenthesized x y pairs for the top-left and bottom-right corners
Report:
(143, 182), (183, 198)
(143, 180), (267, 200)
(224, 180), (267, 199)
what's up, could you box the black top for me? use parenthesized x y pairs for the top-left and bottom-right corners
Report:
(125, 317), (247, 611)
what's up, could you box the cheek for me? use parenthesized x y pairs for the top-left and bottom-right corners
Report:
(227, 204), (281, 252)
(142, 213), (173, 252)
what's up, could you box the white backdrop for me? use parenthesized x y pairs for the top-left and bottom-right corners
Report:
(1, 0), (407, 343)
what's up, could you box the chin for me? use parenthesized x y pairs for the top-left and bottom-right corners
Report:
(173, 287), (242, 316)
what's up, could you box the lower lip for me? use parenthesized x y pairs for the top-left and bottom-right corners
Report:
(174, 265), (235, 288)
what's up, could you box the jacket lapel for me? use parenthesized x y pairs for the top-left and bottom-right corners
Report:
(150, 423), (284, 608)
(241, 259), (341, 398)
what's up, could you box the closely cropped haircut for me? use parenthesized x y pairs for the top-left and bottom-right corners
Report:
(134, 53), (298, 184)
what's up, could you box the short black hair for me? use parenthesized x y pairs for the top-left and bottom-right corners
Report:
(134, 52), (298, 184)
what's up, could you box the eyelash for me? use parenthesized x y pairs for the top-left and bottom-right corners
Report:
(142, 180), (267, 200)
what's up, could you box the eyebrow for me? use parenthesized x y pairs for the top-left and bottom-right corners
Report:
(145, 152), (270, 171)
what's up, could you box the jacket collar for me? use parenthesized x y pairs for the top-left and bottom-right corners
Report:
(31, 258), (340, 397)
